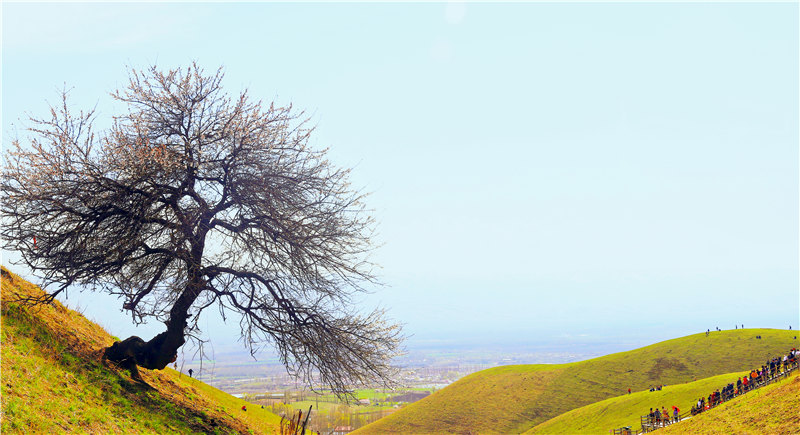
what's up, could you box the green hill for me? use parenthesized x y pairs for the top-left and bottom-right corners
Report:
(658, 371), (800, 434)
(0, 267), (283, 434)
(356, 328), (797, 434)
(525, 370), (749, 434)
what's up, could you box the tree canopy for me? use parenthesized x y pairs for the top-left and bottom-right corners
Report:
(1, 63), (401, 395)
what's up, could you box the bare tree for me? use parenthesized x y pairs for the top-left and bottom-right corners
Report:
(1, 63), (401, 395)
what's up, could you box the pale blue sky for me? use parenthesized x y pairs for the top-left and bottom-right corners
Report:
(2, 2), (798, 352)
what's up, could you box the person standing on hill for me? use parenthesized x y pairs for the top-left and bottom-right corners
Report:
(188, 368), (194, 378)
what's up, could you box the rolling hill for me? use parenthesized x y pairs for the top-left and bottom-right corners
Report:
(526, 367), (799, 434)
(658, 370), (800, 435)
(525, 370), (749, 433)
(6, 265), (796, 435)
(0, 267), (283, 434)
(355, 328), (798, 434)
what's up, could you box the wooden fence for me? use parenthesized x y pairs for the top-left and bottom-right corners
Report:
(280, 405), (313, 435)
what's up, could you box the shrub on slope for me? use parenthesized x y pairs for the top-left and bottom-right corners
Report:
(356, 329), (797, 434)
(0, 267), (282, 434)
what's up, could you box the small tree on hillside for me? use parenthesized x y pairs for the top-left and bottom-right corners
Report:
(1, 63), (401, 396)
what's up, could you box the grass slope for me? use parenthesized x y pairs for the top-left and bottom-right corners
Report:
(658, 371), (800, 435)
(526, 371), (750, 434)
(356, 329), (797, 434)
(0, 267), (282, 434)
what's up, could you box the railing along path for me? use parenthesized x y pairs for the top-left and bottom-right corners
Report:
(611, 357), (799, 435)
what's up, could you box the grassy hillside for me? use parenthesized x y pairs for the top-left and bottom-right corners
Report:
(356, 328), (797, 434)
(0, 267), (282, 434)
(659, 371), (800, 435)
(525, 371), (750, 434)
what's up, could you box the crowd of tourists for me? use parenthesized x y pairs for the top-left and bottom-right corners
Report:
(641, 347), (798, 431)
(645, 405), (680, 428)
(690, 347), (798, 415)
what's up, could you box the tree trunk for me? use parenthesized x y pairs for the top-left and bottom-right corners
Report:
(102, 330), (184, 379)
(103, 275), (201, 377)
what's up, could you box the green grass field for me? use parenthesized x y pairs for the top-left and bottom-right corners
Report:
(1, 267), (283, 434)
(356, 328), (798, 434)
(270, 386), (431, 433)
(288, 398), (396, 415)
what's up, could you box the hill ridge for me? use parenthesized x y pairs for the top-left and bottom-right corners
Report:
(356, 326), (798, 434)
